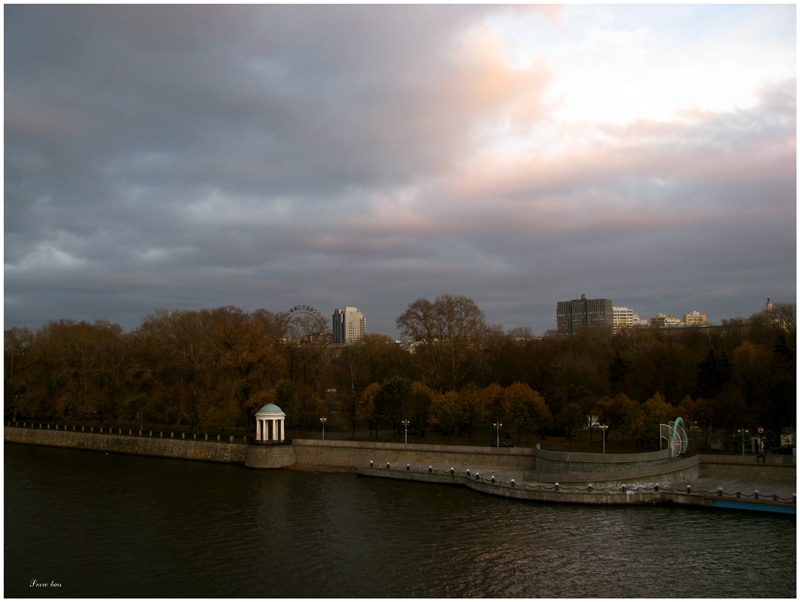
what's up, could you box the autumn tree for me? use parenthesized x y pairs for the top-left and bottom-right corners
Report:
(374, 376), (412, 437)
(211, 306), (285, 428)
(502, 383), (552, 445)
(356, 383), (381, 438)
(275, 379), (325, 435)
(331, 334), (406, 398)
(556, 402), (584, 443)
(594, 392), (642, 448)
(480, 383), (505, 426)
(641, 392), (675, 445)
(454, 384), (485, 440)
(429, 390), (459, 438)
(409, 381), (435, 439)
(5, 327), (35, 420)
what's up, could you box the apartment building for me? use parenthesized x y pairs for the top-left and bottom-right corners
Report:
(557, 295), (613, 336)
(612, 306), (635, 333)
(332, 307), (365, 344)
(683, 310), (707, 326)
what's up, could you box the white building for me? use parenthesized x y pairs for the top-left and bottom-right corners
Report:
(612, 306), (634, 333)
(332, 307), (365, 344)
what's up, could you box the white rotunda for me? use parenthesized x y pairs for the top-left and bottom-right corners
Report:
(255, 403), (286, 442)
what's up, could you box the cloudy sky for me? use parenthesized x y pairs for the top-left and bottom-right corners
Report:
(5, 4), (796, 337)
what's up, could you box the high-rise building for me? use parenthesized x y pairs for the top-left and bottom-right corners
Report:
(557, 295), (613, 336)
(612, 306), (634, 333)
(332, 307), (365, 344)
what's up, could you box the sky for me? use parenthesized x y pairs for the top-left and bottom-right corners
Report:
(4, 4), (796, 338)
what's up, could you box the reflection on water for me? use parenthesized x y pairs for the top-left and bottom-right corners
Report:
(5, 444), (796, 598)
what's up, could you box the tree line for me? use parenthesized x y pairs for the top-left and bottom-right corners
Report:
(5, 296), (795, 449)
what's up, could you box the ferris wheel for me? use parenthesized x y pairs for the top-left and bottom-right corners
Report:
(282, 305), (330, 341)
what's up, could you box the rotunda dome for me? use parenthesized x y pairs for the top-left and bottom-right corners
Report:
(256, 403), (285, 416)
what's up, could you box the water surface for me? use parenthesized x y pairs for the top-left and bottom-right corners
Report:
(5, 444), (796, 597)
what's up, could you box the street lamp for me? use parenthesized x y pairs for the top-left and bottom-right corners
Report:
(737, 427), (749, 456)
(598, 425), (609, 454)
(494, 422), (502, 448)
(320, 417), (327, 441)
(401, 420), (410, 445)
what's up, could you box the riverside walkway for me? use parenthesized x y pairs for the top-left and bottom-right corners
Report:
(358, 461), (796, 514)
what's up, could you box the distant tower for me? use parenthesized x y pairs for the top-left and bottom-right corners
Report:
(766, 297), (773, 313)
(332, 307), (365, 344)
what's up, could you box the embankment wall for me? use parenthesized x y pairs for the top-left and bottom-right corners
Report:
(3, 428), (534, 471)
(292, 438), (536, 471)
(6, 427), (795, 485)
(359, 467), (704, 507)
(528, 454), (701, 486)
(698, 453), (796, 483)
(4, 426), (248, 464)
(534, 447), (672, 474)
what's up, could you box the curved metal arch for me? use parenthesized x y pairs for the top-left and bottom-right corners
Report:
(672, 417), (688, 457)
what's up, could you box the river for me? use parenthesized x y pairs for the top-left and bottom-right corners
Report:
(4, 443), (796, 598)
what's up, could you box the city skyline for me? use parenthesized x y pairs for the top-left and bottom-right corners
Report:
(5, 5), (796, 338)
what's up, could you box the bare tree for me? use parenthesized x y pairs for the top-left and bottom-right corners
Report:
(396, 294), (487, 390)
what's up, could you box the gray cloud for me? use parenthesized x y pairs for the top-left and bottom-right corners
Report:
(4, 5), (795, 336)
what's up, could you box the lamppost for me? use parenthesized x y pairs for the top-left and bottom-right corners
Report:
(401, 420), (410, 445)
(494, 422), (502, 447)
(737, 427), (749, 456)
(320, 417), (327, 441)
(598, 424), (609, 454)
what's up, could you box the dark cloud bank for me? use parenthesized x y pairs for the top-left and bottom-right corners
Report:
(5, 5), (795, 336)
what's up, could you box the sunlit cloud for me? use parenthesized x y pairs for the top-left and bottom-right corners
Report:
(4, 4), (795, 335)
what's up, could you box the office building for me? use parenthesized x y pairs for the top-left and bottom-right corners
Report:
(557, 295), (613, 336)
(683, 310), (707, 326)
(612, 306), (634, 333)
(332, 307), (365, 344)
(650, 313), (681, 328)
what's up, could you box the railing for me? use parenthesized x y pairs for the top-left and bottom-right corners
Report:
(5, 421), (290, 446)
(369, 462), (797, 504)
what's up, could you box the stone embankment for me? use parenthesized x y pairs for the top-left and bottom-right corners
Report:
(5, 424), (249, 463)
(358, 461), (796, 513)
(6, 423), (795, 513)
(3, 425), (533, 470)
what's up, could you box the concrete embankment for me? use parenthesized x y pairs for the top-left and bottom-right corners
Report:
(698, 453), (796, 482)
(359, 465), (686, 506)
(529, 454), (701, 487)
(3, 427), (533, 471)
(6, 425), (796, 514)
(5, 426), (249, 463)
(534, 447), (673, 474)
(292, 438), (535, 471)
(358, 463), (796, 513)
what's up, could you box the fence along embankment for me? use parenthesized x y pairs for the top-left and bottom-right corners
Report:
(4, 426), (247, 464)
(5, 425), (796, 486)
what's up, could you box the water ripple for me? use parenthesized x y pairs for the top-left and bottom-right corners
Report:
(5, 444), (796, 598)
